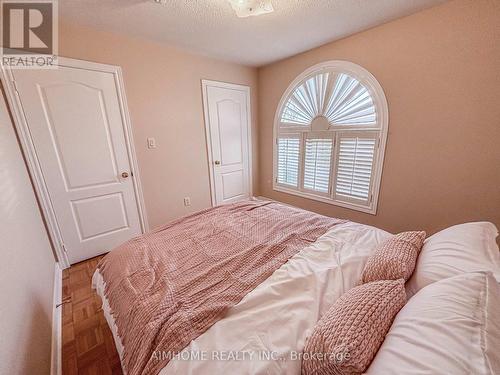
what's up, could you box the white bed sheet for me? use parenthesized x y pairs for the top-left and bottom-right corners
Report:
(93, 221), (390, 375)
(92, 271), (126, 371)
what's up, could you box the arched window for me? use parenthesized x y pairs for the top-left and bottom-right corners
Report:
(273, 61), (388, 214)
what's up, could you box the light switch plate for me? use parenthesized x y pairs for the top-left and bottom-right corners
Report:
(147, 137), (156, 149)
(184, 197), (191, 207)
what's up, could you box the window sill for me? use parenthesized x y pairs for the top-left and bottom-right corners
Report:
(273, 184), (377, 215)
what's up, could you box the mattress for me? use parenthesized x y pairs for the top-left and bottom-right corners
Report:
(93, 220), (390, 375)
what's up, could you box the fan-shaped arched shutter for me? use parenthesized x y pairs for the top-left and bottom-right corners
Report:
(274, 61), (388, 214)
(280, 72), (376, 127)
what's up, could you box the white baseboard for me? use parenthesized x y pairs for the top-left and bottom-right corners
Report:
(50, 262), (62, 375)
(256, 195), (271, 200)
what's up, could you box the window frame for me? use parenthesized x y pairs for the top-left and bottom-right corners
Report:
(272, 60), (389, 215)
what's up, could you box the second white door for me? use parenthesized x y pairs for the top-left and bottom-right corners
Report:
(203, 81), (252, 205)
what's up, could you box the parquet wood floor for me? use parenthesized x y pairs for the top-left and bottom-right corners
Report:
(62, 256), (123, 375)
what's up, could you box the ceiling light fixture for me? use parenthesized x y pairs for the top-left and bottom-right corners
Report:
(228, 0), (274, 18)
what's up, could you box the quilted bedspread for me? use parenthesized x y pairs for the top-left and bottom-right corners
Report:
(97, 200), (344, 374)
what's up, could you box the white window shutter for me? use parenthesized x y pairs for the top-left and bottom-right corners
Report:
(334, 134), (377, 202)
(280, 72), (376, 127)
(274, 62), (388, 213)
(277, 137), (300, 187)
(303, 138), (333, 193)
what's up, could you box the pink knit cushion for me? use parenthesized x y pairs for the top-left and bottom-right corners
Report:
(361, 231), (426, 283)
(301, 279), (406, 375)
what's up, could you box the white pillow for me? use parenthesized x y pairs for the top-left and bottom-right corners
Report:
(366, 272), (500, 375)
(406, 222), (499, 297)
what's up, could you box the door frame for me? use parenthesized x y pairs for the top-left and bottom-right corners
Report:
(1, 56), (149, 269)
(201, 80), (253, 206)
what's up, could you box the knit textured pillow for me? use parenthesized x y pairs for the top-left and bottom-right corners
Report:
(361, 231), (426, 283)
(301, 279), (406, 375)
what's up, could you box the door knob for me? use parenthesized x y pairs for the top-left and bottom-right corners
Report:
(214, 160), (221, 165)
(121, 172), (129, 178)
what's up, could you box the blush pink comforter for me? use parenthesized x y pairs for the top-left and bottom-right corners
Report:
(97, 200), (344, 375)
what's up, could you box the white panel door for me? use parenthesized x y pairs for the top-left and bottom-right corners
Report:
(204, 83), (251, 205)
(12, 64), (143, 264)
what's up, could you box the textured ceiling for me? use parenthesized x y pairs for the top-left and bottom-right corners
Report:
(60, 0), (448, 67)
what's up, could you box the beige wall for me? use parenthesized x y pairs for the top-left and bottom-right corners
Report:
(59, 23), (259, 229)
(0, 89), (55, 374)
(258, 0), (500, 236)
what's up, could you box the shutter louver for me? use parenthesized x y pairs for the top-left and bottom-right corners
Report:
(277, 138), (300, 187)
(335, 136), (376, 201)
(304, 138), (333, 193)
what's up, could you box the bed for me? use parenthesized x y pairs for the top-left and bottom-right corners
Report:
(92, 199), (500, 375)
